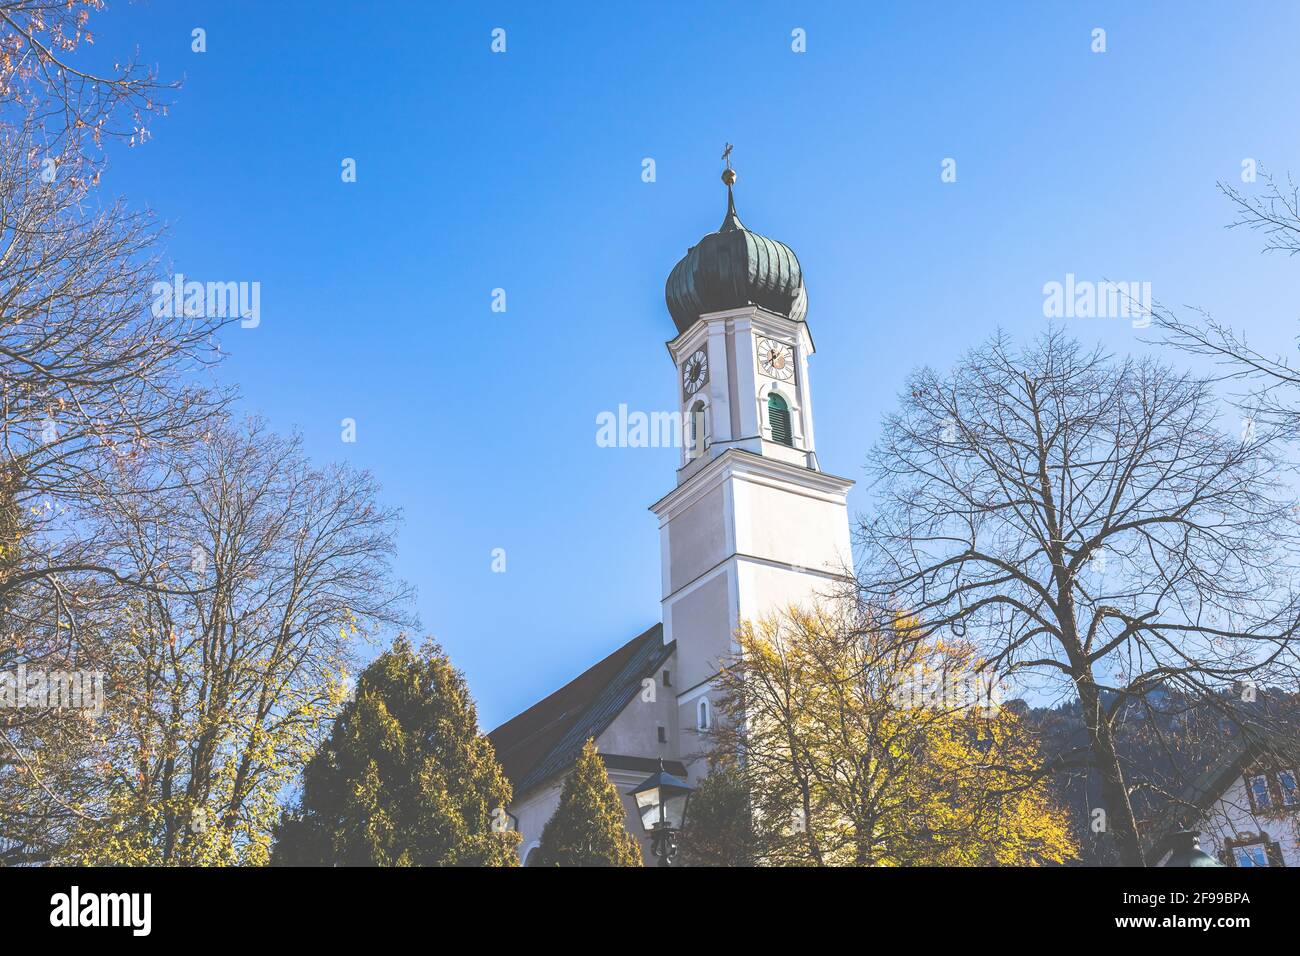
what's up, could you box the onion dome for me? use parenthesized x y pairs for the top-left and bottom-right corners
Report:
(665, 165), (806, 335)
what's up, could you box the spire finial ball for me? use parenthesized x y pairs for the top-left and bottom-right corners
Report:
(721, 167), (737, 186)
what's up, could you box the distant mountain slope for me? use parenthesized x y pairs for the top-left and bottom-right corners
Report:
(1019, 687), (1300, 866)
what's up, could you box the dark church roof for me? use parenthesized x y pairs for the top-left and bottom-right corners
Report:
(488, 624), (675, 795)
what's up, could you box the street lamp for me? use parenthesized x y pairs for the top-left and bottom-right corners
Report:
(630, 759), (694, 867)
(1163, 830), (1225, 867)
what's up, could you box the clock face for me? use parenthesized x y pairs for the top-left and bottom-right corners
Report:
(682, 348), (708, 397)
(757, 338), (794, 381)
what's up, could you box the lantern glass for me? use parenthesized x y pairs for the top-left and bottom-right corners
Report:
(661, 788), (690, 830)
(630, 764), (694, 834)
(634, 787), (663, 832)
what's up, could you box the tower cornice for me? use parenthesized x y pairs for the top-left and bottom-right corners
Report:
(664, 304), (816, 362)
(649, 446), (853, 525)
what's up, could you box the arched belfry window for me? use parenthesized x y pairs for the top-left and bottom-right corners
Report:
(697, 697), (711, 731)
(767, 392), (793, 447)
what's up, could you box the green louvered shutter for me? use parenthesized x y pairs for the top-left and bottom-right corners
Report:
(768, 393), (793, 446)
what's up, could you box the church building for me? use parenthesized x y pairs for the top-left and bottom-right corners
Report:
(488, 163), (855, 865)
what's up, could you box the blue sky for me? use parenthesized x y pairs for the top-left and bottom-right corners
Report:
(86, 1), (1300, 727)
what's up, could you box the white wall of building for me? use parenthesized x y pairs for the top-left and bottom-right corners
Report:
(1158, 770), (1300, 867)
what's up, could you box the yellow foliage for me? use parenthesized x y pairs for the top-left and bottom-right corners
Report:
(707, 604), (1075, 867)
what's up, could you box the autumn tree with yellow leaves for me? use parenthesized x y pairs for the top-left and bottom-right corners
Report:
(51, 420), (412, 865)
(0, 3), (419, 866)
(690, 605), (1075, 867)
(0, 0), (227, 866)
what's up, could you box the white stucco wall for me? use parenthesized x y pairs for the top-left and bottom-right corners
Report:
(664, 482), (729, 595)
(510, 781), (563, 867)
(664, 569), (733, 702)
(598, 661), (679, 759)
(733, 477), (853, 577)
(654, 454), (853, 688)
(1158, 771), (1300, 867)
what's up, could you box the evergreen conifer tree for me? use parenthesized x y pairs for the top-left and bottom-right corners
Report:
(537, 739), (642, 867)
(272, 637), (518, 866)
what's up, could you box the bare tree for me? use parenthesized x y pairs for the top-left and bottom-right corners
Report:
(0, 0), (169, 153)
(0, 114), (229, 593)
(15, 418), (414, 864)
(859, 329), (1300, 865)
(1220, 172), (1300, 256)
(0, 114), (230, 851)
(1156, 171), (1300, 432)
(0, 0), (194, 617)
(0, 2), (220, 861)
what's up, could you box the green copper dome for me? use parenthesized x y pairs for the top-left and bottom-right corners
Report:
(665, 181), (806, 335)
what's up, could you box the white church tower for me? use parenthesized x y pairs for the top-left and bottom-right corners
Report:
(650, 158), (854, 779)
(489, 157), (856, 863)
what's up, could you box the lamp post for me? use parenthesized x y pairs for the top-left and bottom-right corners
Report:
(1163, 830), (1225, 867)
(630, 760), (694, 867)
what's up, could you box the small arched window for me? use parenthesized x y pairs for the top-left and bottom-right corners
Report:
(767, 392), (793, 446)
(688, 400), (707, 459)
(697, 697), (711, 731)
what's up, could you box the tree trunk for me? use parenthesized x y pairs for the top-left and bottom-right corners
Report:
(1077, 676), (1144, 866)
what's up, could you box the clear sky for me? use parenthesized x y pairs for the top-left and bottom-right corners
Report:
(85, 1), (1300, 727)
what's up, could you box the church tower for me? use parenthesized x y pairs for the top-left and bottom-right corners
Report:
(650, 158), (854, 779)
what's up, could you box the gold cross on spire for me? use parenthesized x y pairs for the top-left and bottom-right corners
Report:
(721, 143), (737, 186)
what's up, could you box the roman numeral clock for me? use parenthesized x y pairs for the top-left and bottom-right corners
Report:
(757, 337), (794, 381)
(682, 348), (708, 399)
